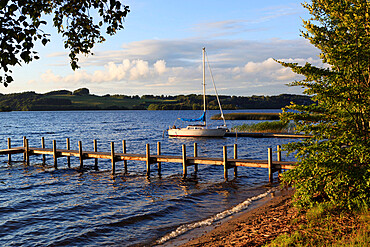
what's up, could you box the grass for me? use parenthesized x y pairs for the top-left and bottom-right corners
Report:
(211, 112), (280, 120)
(232, 121), (296, 133)
(46, 94), (161, 109)
(266, 205), (370, 247)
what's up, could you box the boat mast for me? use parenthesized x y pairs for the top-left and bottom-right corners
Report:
(202, 47), (206, 126)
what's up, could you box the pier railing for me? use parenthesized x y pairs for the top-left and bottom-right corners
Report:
(0, 137), (297, 182)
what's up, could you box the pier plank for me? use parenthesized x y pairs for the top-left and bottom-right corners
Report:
(5, 146), (293, 168)
(0, 147), (25, 155)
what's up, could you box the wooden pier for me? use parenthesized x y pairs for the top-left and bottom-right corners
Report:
(0, 137), (296, 182)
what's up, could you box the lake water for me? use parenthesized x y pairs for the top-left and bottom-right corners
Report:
(0, 110), (297, 246)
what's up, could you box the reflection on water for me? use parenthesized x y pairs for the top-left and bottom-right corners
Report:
(0, 110), (297, 246)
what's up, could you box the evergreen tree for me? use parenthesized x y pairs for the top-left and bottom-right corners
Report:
(279, 0), (370, 210)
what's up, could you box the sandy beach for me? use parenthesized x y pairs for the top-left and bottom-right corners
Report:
(180, 188), (297, 247)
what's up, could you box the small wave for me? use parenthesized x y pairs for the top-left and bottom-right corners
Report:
(156, 188), (275, 245)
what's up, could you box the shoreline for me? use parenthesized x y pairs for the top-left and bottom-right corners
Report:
(224, 132), (311, 138)
(177, 187), (295, 247)
(159, 189), (278, 246)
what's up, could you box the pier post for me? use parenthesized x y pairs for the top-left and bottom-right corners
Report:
(234, 144), (238, 177)
(268, 148), (273, 183)
(41, 137), (46, 165)
(277, 145), (282, 176)
(223, 146), (228, 180)
(94, 140), (98, 170)
(277, 145), (281, 162)
(111, 142), (115, 175)
(182, 144), (187, 178)
(146, 144), (150, 176)
(53, 140), (57, 169)
(23, 136), (26, 161)
(7, 138), (11, 164)
(157, 142), (161, 176)
(25, 138), (30, 166)
(66, 138), (71, 168)
(78, 141), (83, 170)
(194, 143), (198, 174)
(122, 140), (127, 174)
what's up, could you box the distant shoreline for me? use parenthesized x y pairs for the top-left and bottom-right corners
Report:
(225, 132), (311, 138)
(0, 89), (312, 112)
(211, 112), (280, 120)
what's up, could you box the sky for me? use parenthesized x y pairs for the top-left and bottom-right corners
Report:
(1, 0), (322, 96)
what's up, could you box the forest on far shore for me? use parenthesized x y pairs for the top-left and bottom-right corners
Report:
(0, 88), (313, 112)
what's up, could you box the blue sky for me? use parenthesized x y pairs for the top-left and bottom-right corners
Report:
(1, 0), (322, 96)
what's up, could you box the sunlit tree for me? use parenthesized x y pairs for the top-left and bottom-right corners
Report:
(279, 0), (370, 210)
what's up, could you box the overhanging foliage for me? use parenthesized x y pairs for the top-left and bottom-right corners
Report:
(0, 0), (129, 86)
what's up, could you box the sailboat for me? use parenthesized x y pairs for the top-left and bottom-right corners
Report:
(168, 48), (228, 137)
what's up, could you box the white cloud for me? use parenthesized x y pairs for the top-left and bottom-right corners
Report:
(41, 59), (161, 84)
(41, 70), (63, 82)
(190, 4), (303, 39)
(129, 60), (149, 80)
(35, 38), (321, 96)
(240, 58), (299, 82)
(244, 58), (279, 73)
(153, 60), (166, 75)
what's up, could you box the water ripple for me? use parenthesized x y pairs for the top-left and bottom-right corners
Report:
(0, 110), (297, 246)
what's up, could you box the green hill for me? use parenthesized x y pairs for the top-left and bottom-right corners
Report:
(0, 88), (313, 111)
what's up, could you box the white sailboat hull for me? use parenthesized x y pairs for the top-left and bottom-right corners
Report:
(168, 126), (227, 137)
